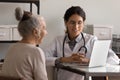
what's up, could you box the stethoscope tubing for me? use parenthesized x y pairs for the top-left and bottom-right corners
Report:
(62, 32), (87, 57)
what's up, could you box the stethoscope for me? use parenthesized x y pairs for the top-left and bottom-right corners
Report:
(62, 32), (87, 57)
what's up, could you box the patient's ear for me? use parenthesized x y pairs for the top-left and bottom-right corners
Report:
(33, 28), (38, 37)
(33, 28), (41, 39)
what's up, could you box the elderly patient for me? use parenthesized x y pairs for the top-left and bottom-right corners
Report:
(1, 7), (48, 80)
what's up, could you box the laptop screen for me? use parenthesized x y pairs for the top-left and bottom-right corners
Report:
(89, 40), (111, 67)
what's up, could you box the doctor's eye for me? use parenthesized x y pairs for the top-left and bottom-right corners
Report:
(69, 21), (76, 26)
(78, 21), (82, 25)
(70, 21), (75, 24)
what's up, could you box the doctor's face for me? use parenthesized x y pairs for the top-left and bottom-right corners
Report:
(65, 14), (84, 40)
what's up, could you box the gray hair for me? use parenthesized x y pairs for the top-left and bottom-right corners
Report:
(15, 7), (41, 37)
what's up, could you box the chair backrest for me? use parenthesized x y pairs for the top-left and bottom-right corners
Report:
(0, 76), (23, 80)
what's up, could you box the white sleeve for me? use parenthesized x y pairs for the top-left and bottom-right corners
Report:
(107, 49), (119, 64)
(41, 38), (58, 66)
(33, 48), (48, 80)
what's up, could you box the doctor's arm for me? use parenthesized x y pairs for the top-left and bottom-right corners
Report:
(107, 49), (119, 64)
(41, 39), (59, 66)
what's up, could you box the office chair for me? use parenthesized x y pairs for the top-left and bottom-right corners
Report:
(0, 76), (24, 80)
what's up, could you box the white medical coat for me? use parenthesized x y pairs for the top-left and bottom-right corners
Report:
(43, 33), (119, 80)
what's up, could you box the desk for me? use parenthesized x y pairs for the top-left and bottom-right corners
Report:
(55, 63), (120, 80)
(0, 0), (40, 14)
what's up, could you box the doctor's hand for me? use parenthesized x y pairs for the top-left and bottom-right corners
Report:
(71, 53), (89, 64)
(59, 53), (89, 63)
(59, 56), (75, 63)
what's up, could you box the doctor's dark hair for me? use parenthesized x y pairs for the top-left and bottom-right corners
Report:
(64, 6), (86, 22)
(15, 7), (40, 38)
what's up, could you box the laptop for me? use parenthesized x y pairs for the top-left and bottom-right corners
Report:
(61, 40), (111, 68)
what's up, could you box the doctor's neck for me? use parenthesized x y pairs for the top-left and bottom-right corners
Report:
(68, 34), (78, 41)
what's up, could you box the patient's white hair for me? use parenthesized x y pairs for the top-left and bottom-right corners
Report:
(15, 7), (43, 38)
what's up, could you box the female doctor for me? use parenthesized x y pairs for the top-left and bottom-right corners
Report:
(43, 6), (119, 80)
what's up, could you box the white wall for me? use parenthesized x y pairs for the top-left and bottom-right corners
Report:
(0, 0), (120, 46)
(40, 0), (120, 44)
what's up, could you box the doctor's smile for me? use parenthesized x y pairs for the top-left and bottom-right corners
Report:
(65, 14), (84, 40)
